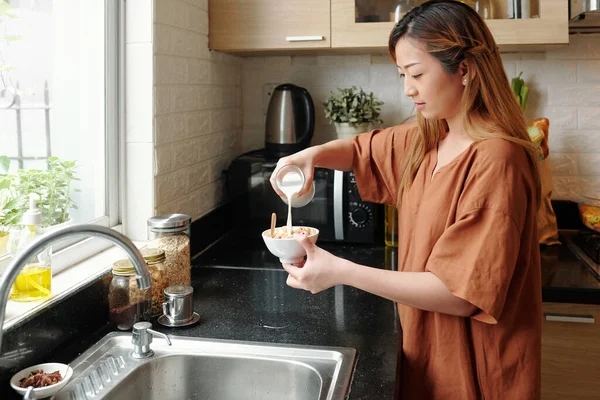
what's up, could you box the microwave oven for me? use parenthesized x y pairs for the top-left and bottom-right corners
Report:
(225, 150), (383, 244)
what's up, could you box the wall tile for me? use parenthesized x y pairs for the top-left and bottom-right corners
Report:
(552, 176), (580, 200)
(186, 111), (210, 138)
(155, 54), (187, 84)
(546, 35), (600, 60)
(549, 130), (600, 154)
(548, 84), (600, 107)
(550, 153), (579, 176)
(188, 58), (211, 84)
(579, 153), (600, 176)
(577, 61), (600, 83)
(155, 112), (187, 144)
(578, 107), (600, 130)
(539, 107), (577, 130)
(151, 1), (242, 221)
(155, 0), (187, 28)
(153, 23), (171, 55)
(516, 60), (577, 85)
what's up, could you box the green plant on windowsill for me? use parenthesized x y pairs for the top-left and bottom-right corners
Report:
(323, 86), (384, 127)
(15, 157), (80, 227)
(0, 156), (22, 254)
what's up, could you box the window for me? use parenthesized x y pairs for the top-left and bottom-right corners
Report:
(0, 0), (122, 271)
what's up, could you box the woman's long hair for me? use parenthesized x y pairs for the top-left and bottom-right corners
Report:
(388, 0), (540, 207)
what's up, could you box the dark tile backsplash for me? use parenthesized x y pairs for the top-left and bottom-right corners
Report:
(190, 203), (232, 259)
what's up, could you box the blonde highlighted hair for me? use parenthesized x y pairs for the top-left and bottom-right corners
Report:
(388, 0), (540, 207)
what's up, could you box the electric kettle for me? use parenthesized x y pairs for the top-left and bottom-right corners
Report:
(265, 84), (315, 159)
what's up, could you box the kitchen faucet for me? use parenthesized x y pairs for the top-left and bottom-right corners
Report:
(0, 224), (152, 353)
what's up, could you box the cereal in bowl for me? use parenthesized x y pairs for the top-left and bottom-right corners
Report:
(271, 226), (316, 239)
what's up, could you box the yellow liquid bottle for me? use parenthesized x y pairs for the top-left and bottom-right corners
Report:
(9, 194), (52, 302)
(10, 264), (52, 301)
(384, 204), (398, 248)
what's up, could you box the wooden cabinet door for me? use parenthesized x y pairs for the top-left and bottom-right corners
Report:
(542, 302), (600, 400)
(209, 0), (331, 51)
(331, 0), (568, 50)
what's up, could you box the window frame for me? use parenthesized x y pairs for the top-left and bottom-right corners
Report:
(0, 0), (124, 276)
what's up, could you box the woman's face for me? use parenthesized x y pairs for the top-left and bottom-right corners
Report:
(394, 37), (465, 121)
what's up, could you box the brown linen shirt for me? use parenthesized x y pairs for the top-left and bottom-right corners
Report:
(352, 122), (542, 400)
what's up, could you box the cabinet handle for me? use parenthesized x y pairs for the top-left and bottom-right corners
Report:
(285, 36), (324, 42)
(545, 314), (595, 324)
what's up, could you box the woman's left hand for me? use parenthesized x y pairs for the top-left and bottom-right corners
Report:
(281, 232), (345, 294)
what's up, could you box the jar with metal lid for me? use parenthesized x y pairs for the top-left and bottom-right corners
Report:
(140, 247), (168, 317)
(147, 214), (191, 287)
(109, 259), (151, 330)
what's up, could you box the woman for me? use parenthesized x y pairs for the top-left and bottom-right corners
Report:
(270, 1), (542, 399)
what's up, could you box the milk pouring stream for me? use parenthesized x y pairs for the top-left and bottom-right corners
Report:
(278, 171), (304, 233)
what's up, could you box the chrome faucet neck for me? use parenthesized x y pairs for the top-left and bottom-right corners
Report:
(0, 224), (152, 353)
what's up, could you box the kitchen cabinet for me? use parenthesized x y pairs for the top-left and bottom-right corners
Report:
(208, 0), (331, 51)
(332, 0), (568, 50)
(541, 302), (600, 400)
(209, 0), (568, 53)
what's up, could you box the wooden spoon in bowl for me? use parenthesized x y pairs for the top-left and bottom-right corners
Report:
(270, 213), (276, 238)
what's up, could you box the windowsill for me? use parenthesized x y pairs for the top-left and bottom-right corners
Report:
(3, 240), (147, 331)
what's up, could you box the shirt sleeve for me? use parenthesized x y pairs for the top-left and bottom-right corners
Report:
(351, 122), (416, 205)
(425, 207), (521, 324)
(425, 141), (534, 324)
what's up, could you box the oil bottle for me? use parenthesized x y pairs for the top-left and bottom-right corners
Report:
(384, 204), (398, 248)
(10, 193), (52, 302)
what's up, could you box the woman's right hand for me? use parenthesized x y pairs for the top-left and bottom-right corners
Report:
(270, 147), (318, 198)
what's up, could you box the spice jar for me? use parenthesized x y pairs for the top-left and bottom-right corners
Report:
(109, 259), (151, 330)
(140, 248), (168, 317)
(147, 214), (191, 287)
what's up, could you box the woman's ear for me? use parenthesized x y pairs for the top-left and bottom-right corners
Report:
(459, 60), (469, 79)
(459, 60), (472, 86)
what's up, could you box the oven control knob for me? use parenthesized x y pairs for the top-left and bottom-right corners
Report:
(349, 205), (370, 228)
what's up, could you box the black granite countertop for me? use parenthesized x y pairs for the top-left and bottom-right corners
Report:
(195, 230), (600, 305)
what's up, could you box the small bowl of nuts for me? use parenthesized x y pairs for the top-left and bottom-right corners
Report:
(262, 226), (319, 264)
(10, 362), (73, 398)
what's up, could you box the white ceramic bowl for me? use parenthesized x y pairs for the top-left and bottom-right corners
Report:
(262, 226), (319, 264)
(10, 362), (73, 398)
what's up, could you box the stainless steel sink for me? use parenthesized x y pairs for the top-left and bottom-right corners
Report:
(54, 332), (356, 400)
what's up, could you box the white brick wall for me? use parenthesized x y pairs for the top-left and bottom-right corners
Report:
(241, 34), (600, 201)
(153, 0), (242, 220)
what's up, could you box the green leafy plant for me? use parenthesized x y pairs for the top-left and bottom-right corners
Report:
(323, 86), (384, 126)
(511, 71), (529, 112)
(0, 156), (23, 235)
(15, 157), (80, 227)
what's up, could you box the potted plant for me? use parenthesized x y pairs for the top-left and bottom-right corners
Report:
(0, 156), (22, 255)
(323, 86), (384, 139)
(14, 156), (79, 230)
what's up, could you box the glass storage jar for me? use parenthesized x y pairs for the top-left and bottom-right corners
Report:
(460, 0), (494, 19)
(147, 214), (191, 287)
(390, 0), (425, 23)
(140, 247), (168, 317)
(109, 259), (151, 330)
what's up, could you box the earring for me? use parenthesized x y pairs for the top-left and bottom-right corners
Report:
(462, 78), (467, 85)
